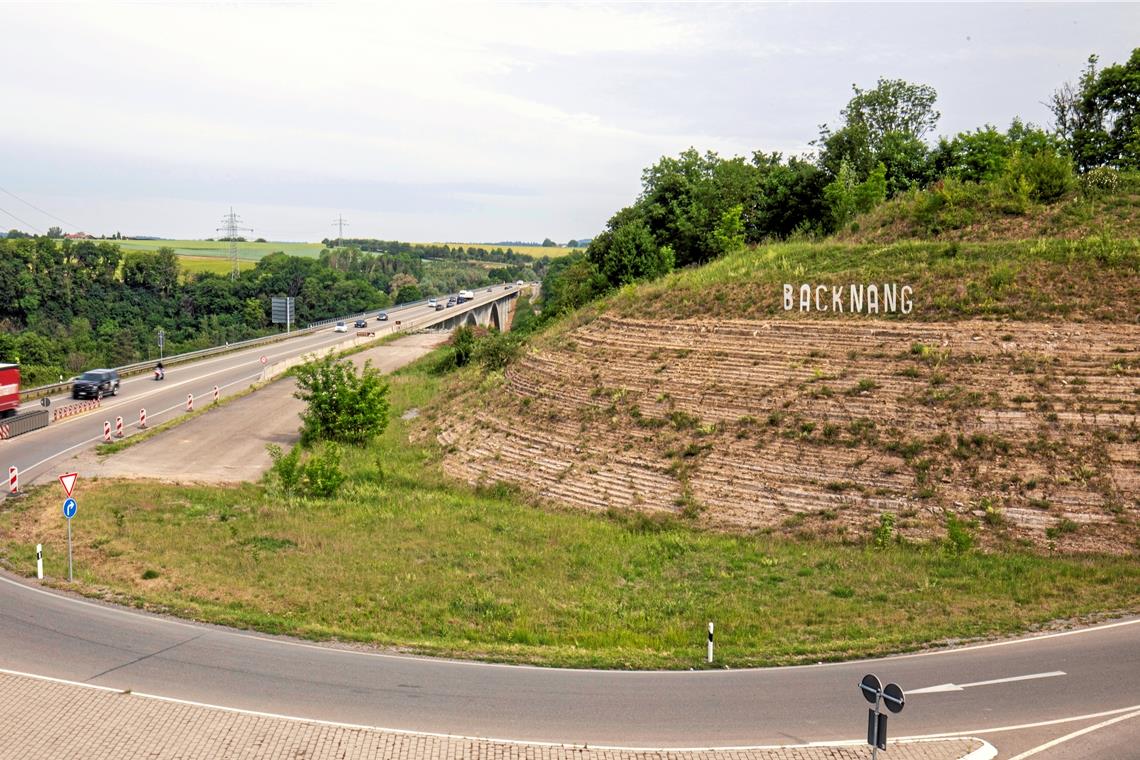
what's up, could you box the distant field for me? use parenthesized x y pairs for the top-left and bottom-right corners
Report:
(178, 255), (257, 275)
(115, 239), (323, 260)
(429, 243), (581, 259)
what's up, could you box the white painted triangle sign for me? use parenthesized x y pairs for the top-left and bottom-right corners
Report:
(58, 473), (78, 498)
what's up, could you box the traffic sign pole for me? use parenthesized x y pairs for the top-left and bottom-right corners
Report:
(67, 518), (73, 582)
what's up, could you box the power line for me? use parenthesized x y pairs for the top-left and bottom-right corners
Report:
(217, 207), (253, 281)
(0, 204), (43, 234)
(0, 185), (81, 230)
(332, 214), (349, 246)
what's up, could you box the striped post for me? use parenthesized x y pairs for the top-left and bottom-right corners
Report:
(36, 543), (43, 580)
(8, 466), (17, 495)
(115, 416), (124, 438)
(213, 385), (219, 403)
(707, 621), (714, 664)
(103, 420), (112, 443)
(186, 393), (194, 412)
(139, 408), (147, 429)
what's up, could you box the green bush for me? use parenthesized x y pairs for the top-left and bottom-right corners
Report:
(943, 514), (976, 556)
(267, 442), (345, 498)
(293, 356), (391, 445)
(1001, 149), (1075, 205)
(473, 331), (522, 371)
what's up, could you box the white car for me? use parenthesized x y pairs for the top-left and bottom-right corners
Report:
(334, 321), (348, 333)
(427, 298), (437, 307)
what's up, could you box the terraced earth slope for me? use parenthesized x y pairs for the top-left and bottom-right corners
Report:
(420, 240), (1139, 555)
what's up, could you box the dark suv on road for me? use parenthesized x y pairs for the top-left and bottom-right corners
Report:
(72, 369), (120, 399)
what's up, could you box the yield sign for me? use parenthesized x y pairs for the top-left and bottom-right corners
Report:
(58, 472), (78, 498)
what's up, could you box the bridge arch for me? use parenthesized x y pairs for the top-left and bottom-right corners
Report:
(489, 302), (502, 331)
(464, 311), (478, 327)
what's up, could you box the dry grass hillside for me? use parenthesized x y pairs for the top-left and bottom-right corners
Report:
(417, 240), (1139, 555)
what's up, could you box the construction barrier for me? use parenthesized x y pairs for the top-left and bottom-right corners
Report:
(115, 416), (124, 438)
(103, 421), (111, 442)
(139, 408), (147, 429)
(213, 385), (219, 403)
(1, 408), (50, 439)
(186, 394), (194, 412)
(7, 466), (16, 494)
(52, 398), (101, 422)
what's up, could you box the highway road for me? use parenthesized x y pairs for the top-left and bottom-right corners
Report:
(3, 286), (517, 488)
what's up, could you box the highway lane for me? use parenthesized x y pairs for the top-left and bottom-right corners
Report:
(2, 287), (515, 487)
(0, 572), (1135, 749)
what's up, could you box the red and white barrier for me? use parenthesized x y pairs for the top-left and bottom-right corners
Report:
(8, 466), (17, 494)
(115, 416), (124, 438)
(213, 385), (219, 403)
(186, 393), (194, 412)
(139, 408), (147, 429)
(52, 398), (102, 422)
(0, 424), (10, 440)
(103, 420), (112, 442)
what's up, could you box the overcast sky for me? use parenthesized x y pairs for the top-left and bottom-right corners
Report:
(1, 2), (1136, 244)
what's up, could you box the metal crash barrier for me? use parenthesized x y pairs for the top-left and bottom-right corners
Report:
(0, 408), (50, 440)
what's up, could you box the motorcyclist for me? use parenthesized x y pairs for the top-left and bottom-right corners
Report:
(155, 361), (164, 380)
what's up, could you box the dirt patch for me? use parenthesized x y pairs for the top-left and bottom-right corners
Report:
(71, 333), (448, 485)
(425, 317), (1140, 554)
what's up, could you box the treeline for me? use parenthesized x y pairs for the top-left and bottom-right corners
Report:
(541, 48), (1140, 317)
(0, 238), (538, 386)
(321, 238), (543, 268)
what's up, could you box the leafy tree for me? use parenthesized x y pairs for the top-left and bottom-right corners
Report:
(748, 152), (828, 240)
(293, 356), (390, 445)
(824, 161), (887, 229)
(46, 226), (63, 239)
(640, 149), (759, 266)
(1060, 49), (1140, 171)
(566, 239), (579, 248)
(540, 252), (608, 317)
(6, 229), (31, 239)
(817, 78), (940, 190)
(587, 214), (673, 286)
(541, 238), (557, 247)
(395, 284), (422, 304)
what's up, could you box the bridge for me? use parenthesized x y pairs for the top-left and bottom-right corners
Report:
(419, 288), (519, 332)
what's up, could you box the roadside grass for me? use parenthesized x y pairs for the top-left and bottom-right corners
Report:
(608, 238), (1139, 323)
(1, 351), (1137, 669)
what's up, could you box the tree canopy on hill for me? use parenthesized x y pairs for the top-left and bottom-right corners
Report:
(539, 47), (1139, 320)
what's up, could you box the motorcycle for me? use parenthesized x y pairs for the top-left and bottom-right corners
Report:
(154, 367), (165, 381)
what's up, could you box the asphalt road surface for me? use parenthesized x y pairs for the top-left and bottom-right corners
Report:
(0, 573), (1135, 755)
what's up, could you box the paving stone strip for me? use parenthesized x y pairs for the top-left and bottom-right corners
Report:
(0, 671), (987, 760)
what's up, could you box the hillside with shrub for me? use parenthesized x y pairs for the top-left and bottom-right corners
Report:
(417, 50), (1140, 558)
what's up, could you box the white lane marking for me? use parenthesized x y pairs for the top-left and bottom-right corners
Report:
(0, 572), (1137, 676)
(0, 662), (992, 753)
(1003, 708), (1140, 760)
(902, 703), (1140, 739)
(910, 671), (1066, 694)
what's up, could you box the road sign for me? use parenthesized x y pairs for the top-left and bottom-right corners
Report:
(62, 498), (77, 519)
(860, 674), (904, 759)
(259, 355), (268, 365)
(860, 673), (882, 703)
(883, 682), (905, 713)
(59, 472), (78, 498)
(40, 397), (50, 407)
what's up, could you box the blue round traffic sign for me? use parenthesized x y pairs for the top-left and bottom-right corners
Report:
(63, 498), (77, 520)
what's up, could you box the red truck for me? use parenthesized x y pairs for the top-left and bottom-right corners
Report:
(0, 363), (19, 418)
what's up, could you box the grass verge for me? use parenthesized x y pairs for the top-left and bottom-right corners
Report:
(1, 350), (1137, 669)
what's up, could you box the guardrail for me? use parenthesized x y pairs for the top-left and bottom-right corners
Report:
(0, 408), (49, 439)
